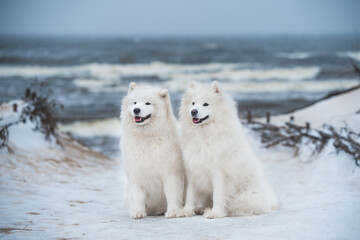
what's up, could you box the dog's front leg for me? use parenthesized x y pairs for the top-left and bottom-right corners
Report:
(163, 175), (183, 218)
(204, 171), (227, 219)
(129, 184), (147, 219)
(177, 180), (197, 217)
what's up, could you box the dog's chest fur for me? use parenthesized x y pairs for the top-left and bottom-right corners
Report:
(123, 135), (175, 180)
(183, 139), (220, 191)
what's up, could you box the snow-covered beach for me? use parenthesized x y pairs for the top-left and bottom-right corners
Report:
(2, 0), (360, 238)
(1, 88), (359, 240)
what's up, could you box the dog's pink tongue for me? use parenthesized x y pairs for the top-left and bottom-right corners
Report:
(135, 116), (142, 122)
(192, 118), (199, 123)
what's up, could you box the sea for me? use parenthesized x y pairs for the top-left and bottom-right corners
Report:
(0, 35), (359, 158)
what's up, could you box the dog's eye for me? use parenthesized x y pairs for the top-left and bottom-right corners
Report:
(203, 103), (209, 107)
(134, 102), (137, 105)
(192, 102), (195, 105)
(145, 102), (151, 105)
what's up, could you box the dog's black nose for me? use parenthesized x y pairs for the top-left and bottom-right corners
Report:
(191, 109), (198, 116)
(133, 108), (141, 114)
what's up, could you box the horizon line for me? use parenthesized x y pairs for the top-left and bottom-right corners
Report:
(1, 32), (359, 38)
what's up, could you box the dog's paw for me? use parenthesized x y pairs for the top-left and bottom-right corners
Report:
(165, 209), (181, 218)
(176, 208), (196, 218)
(204, 209), (226, 219)
(130, 209), (147, 219)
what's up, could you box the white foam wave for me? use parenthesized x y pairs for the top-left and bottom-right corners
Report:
(73, 78), (108, 89)
(276, 52), (313, 60)
(0, 62), (319, 81)
(0, 62), (240, 79)
(72, 78), (129, 92)
(338, 51), (360, 62)
(59, 118), (121, 138)
(170, 67), (320, 83)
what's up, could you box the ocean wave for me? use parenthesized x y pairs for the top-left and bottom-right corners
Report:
(72, 77), (354, 94)
(0, 63), (322, 93)
(73, 78), (128, 92)
(169, 66), (321, 83)
(0, 62), (319, 81)
(165, 79), (359, 93)
(338, 51), (360, 62)
(203, 43), (219, 50)
(276, 52), (313, 60)
(0, 62), (240, 79)
(59, 118), (122, 138)
(68, 65), (321, 92)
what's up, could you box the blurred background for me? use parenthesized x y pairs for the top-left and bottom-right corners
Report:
(0, 0), (359, 159)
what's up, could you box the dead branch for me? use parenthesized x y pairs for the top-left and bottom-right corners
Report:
(245, 115), (360, 167)
(0, 82), (63, 148)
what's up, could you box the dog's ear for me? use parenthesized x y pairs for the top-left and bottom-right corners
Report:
(160, 88), (173, 116)
(128, 82), (137, 94)
(159, 88), (169, 98)
(210, 80), (221, 94)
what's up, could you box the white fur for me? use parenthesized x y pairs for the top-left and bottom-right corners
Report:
(120, 82), (184, 219)
(179, 81), (278, 219)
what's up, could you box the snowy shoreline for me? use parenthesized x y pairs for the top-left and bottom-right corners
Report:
(1, 88), (360, 239)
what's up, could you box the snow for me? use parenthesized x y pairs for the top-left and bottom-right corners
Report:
(0, 100), (25, 127)
(7, 122), (56, 151)
(1, 90), (360, 239)
(271, 88), (360, 130)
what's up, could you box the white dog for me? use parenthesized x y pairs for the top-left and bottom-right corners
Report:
(120, 82), (184, 219)
(179, 81), (278, 219)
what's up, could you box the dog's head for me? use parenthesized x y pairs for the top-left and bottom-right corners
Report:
(181, 81), (222, 126)
(122, 82), (170, 127)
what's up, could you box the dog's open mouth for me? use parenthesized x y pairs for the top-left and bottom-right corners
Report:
(134, 114), (151, 123)
(192, 115), (209, 124)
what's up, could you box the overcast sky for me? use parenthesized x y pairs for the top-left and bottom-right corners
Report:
(0, 0), (359, 36)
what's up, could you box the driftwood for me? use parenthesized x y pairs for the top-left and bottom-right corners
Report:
(245, 113), (360, 167)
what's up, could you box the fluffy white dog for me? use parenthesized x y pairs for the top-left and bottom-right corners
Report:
(179, 81), (278, 219)
(120, 82), (184, 219)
